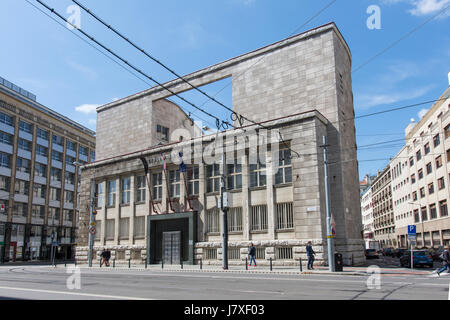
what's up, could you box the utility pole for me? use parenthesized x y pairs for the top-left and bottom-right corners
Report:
(88, 177), (95, 267)
(220, 136), (228, 270)
(322, 136), (335, 272)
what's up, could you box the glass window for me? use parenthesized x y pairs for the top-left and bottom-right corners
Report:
(34, 163), (47, 178)
(52, 150), (63, 162)
(64, 190), (74, 203)
(19, 120), (32, 134)
(152, 173), (163, 200)
(136, 176), (146, 203)
(169, 170), (181, 198)
(227, 161), (242, 190)
(424, 143), (430, 155)
(79, 145), (88, 156)
(121, 177), (131, 204)
(433, 134), (440, 147)
(0, 152), (10, 168)
(37, 128), (48, 140)
(206, 164), (221, 193)
(90, 151), (95, 162)
(0, 131), (13, 145)
(52, 134), (63, 146)
(426, 162), (432, 175)
(33, 183), (46, 198)
(14, 180), (29, 195)
(32, 205), (45, 219)
(18, 138), (32, 152)
(275, 148), (292, 185)
(416, 150), (422, 161)
(49, 187), (61, 201)
(65, 155), (76, 165)
(438, 177), (445, 190)
(0, 176), (9, 191)
(107, 180), (116, 207)
(250, 161), (267, 188)
(439, 200), (448, 217)
(66, 140), (76, 151)
(65, 171), (75, 185)
(187, 166), (200, 196)
(0, 112), (13, 126)
(50, 168), (61, 182)
(36, 145), (48, 157)
(16, 158), (30, 174)
(95, 183), (103, 208)
(13, 203), (28, 217)
(156, 125), (169, 142)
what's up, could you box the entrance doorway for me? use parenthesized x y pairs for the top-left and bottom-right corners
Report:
(163, 231), (181, 265)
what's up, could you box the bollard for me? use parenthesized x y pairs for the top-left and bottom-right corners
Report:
(145, 259), (147, 269)
(74, 259), (77, 267)
(246, 258), (248, 270)
(162, 260), (164, 269)
(64, 259), (66, 268)
(128, 259), (131, 269)
(100, 259), (102, 268)
(200, 259), (203, 270)
(270, 258), (273, 271)
(113, 259), (115, 268)
(299, 258), (303, 272)
(181, 259), (183, 269)
(351, 254), (354, 266)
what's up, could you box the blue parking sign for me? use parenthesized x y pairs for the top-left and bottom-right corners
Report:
(408, 225), (416, 236)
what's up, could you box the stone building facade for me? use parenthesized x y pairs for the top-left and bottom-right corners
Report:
(75, 22), (364, 266)
(0, 76), (96, 262)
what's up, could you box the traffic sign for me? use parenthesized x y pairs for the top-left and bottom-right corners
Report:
(408, 225), (416, 236)
(90, 221), (96, 227)
(89, 227), (96, 235)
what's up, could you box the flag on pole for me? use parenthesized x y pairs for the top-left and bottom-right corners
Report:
(179, 152), (187, 173)
(161, 154), (166, 171)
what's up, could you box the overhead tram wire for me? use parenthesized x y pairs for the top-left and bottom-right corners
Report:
(34, 0), (233, 131)
(69, 0), (337, 158)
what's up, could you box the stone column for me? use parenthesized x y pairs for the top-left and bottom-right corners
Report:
(266, 151), (275, 239)
(114, 177), (120, 243)
(242, 154), (250, 241)
(130, 175), (135, 244)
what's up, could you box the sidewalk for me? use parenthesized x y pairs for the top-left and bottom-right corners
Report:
(50, 262), (435, 276)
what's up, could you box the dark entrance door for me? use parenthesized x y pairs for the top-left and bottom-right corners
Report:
(163, 231), (181, 265)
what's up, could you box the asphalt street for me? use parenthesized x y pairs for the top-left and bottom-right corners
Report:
(0, 265), (448, 300)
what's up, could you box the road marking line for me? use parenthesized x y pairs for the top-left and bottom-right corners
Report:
(0, 286), (151, 300)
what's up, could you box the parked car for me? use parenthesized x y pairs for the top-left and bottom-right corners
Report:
(399, 250), (434, 268)
(381, 248), (393, 256)
(428, 247), (444, 261)
(393, 248), (408, 258)
(365, 249), (379, 259)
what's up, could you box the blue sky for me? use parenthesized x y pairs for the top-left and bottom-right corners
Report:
(0, 0), (449, 179)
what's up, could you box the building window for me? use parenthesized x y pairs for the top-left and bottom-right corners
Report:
(79, 145), (88, 157)
(50, 168), (61, 182)
(411, 174), (416, 184)
(250, 162), (267, 188)
(206, 164), (221, 193)
(186, 166), (199, 196)
(428, 182), (434, 195)
(32, 205), (45, 219)
(156, 125), (169, 142)
(227, 207), (243, 232)
(438, 177), (445, 190)
(52, 134), (63, 146)
(0, 131), (13, 145)
(64, 209), (73, 223)
(107, 181), (116, 207)
(36, 145), (48, 157)
(250, 204), (268, 232)
(426, 162), (432, 175)
(430, 203), (437, 220)
(65, 171), (75, 185)
(119, 218), (129, 239)
(64, 190), (74, 203)
(152, 173), (163, 201)
(19, 120), (32, 134)
(32, 183), (46, 198)
(205, 249), (217, 260)
(0, 176), (9, 191)
(416, 150), (422, 161)
(414, 209), (420, 223)
(445, 124), (450, 139)
(448, 149), (450, 163)
(439, 200), (448, 217)
(409, 157), (414, 167)
(424, 143), (430, 155)
(37, 128), (48, 140)
(105, 219), (115, 240)
(13, 203), (28, 217)
(49, 187), (61, 201)
(66, 140), (76, 152)
(227, 161), (242, 190)
(134, 216), (145, 239)
(276, 202), (294, 230)
(121, 177), (131, 205)
(90, 151), (95, 162)
(433, 134), (440, 147)
(0, 112), (13, 126)
(0, 152), (10, 168)
(205, 207), (220, 233)
(16, 158), (30, 174)
(420, 187), (425, 198)
(421, 207), (428, 222)
(418, 169), (423, 180)
(436, 155), (443, 169)
(18, 139), (32, 152)
(136, 176), (146, 203)
(65, 155), (76, 166)
(35, 163), (47, 178)
(52, 150), (63, 162)
(276, 247), (293, 260)
(228, 248), (241, 260)
(275, 148), (292, 185)
(95, 183), (103, 208)
(14, 180), (29, 196)
(169, 170), (181, 198)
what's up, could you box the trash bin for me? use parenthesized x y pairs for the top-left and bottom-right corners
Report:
(335, 253), (343, 271)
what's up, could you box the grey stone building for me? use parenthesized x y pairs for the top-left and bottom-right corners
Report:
(76, 22), (364, 266)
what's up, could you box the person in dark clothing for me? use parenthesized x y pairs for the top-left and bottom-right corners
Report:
(100, 250), (111, 267)
(436, 246), (450, 276)
(306, 241), (316, 270)
(248, 243), (257, 267)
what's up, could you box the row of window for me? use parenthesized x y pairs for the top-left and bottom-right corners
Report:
(204, 247), (294, 260)
(97, 152), (293, 207)
(0, 200), (74, 222)
(0, 223), (74, 239)
(413, 200), (449, 222)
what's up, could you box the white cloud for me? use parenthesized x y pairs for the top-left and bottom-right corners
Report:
(418, 108), (429, 118)
(75, 104), (100, 114)
(381, 0), (450, 17)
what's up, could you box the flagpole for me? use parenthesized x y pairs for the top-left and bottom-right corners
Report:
(161, 154), (174, 212)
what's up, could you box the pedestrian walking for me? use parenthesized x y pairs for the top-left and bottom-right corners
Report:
(436, 246), (450, 277)
(248, 243), (257, 267)
(306, 241), (316, 270)
(100, 250), (111, 267)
